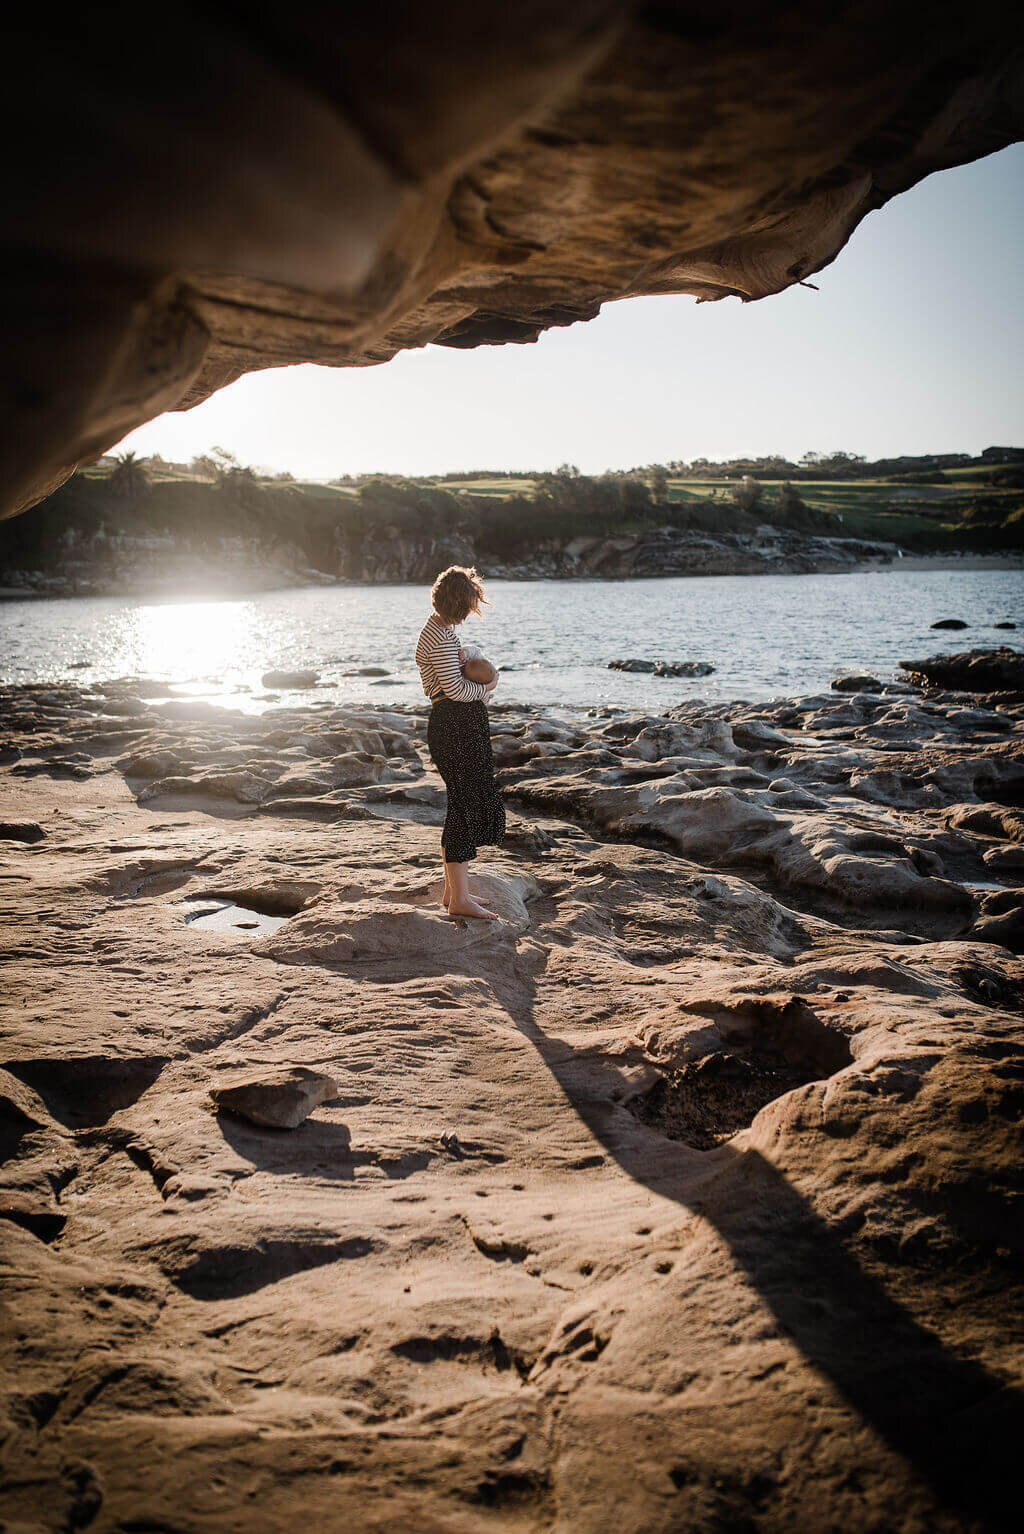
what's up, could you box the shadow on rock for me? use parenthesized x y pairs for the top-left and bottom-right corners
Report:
(502, 969), (1021, 1531)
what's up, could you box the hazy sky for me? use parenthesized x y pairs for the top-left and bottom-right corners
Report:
(119, 144), (1023, 476)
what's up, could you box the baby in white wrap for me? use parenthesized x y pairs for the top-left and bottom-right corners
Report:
(458, 643), (498, 691)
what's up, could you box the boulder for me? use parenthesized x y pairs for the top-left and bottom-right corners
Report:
(831, 675), (885, 693)
(898, 648), (1024, 692)
(929, 619), (969, 630)
(211, 1066), (338, 1129)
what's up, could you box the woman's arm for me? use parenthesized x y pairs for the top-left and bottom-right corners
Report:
(432, 633), (487, 702)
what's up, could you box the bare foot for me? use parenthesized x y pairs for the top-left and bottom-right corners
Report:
(447, 898), (499, 920)
(442, 886), (453, 908)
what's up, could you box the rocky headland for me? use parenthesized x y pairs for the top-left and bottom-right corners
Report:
(0, 523), (897, 600)
(2, 650), (1023, 1528)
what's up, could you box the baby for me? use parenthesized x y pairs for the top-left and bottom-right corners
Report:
(458, 643), (498, 691)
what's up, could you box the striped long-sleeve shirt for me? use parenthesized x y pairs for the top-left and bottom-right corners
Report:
(415, 614), (488, 702)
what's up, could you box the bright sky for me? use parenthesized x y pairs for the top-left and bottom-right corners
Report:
(119, 143), (1024, 477)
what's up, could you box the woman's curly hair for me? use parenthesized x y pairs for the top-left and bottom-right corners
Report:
(431, 565), (489, 625)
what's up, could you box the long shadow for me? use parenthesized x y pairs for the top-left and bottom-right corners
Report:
(495, 957), (1021, 1532)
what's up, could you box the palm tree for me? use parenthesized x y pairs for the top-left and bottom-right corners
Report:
(107, 451), (151, 504)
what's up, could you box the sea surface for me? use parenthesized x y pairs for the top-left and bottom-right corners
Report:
(2, 570), (1021, 713)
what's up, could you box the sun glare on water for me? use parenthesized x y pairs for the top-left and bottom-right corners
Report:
(118, 600), (258, 692)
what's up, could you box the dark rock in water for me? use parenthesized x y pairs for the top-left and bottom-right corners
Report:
(930, 619), (968, 630)
(831, 674), (885, 693)
(358, 667), (390, 677)
(0, 821), (45, 843)
(994, 622), (1017, 630)
(898, 647), (1024, 691)
(261, 670), (320, 689)
(211, 1066), (338, 1129)
(608, 659), (715, 677)
(654, 661), (716, 678)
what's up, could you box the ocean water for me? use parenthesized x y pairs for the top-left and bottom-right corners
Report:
(1, 570), (1020, 712)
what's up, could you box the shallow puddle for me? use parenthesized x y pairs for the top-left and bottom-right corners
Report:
(184, 900), (289, 937)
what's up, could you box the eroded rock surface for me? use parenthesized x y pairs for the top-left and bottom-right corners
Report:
(3, 4), (1024, 512)
(1, 671), (1023, 1527)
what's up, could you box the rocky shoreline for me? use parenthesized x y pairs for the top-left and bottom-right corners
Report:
(0, 524), (901, 600)
(1, 661), (1023, 1528)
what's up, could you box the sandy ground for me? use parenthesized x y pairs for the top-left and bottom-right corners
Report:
(1, 677), (1023, 1531)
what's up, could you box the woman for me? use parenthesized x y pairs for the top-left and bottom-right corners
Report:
(416, 566), (506, 919)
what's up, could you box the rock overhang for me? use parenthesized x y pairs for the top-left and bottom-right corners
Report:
(1, 2), (1022, 514)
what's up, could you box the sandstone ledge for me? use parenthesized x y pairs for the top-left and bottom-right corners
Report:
(1, 678), (1022, 1527)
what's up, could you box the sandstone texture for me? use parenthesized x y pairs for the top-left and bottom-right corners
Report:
(3, 4), (1024, 513)
(1, 665), (1023, 1529)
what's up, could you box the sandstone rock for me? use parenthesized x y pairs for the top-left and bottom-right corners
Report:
(4, 6), (1022, 515)
(260, 670), (320, 689)
(138, 770), (270, 805)
(3, 678), (1024, 1529)
(211, 1066), (338, 1128)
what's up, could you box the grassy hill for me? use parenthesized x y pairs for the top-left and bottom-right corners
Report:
(2, 458), (1021, 587)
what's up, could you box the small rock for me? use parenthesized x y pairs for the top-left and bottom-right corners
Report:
(994, 621), (1017, 630)
(211, 1066), (338, 1129)
(261, 670), (320, 689)
(930, 619), (968, 630)
(653, 660), (715, 678)
(831, 674), (884, 693)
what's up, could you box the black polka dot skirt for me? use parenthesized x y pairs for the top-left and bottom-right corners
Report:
(427, 697), (506, 863)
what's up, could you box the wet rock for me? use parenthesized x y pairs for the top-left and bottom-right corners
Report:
(608, 659), (715, 677)
(930, 619), (968, 630)
(260, 670), (320, 689)
(898, 647), (1024, 691)
(211, 1066), (339, 1129)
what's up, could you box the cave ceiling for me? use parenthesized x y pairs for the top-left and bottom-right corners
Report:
(2, 2), (1022, 515)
